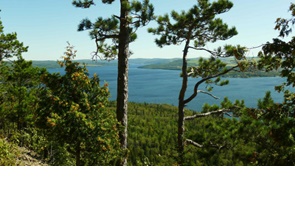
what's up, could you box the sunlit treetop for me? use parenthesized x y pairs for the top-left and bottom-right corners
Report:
(72, 0), (154, 60)
(0, 20), (28, 61)
(148, 0), (237, 48)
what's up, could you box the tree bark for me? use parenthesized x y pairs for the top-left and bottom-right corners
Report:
(117, 0), (129, 166)
(178, 38), (190, 165)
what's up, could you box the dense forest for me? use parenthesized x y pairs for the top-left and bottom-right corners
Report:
(1, 0), (295, 166)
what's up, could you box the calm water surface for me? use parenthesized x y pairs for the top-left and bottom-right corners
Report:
(48, 64), (286, 111)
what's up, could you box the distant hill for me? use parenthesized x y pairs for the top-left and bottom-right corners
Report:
(32, 58), (174, 68)
(139, 57), (238, 70)
(138, 57), (280, 78)
(32, 59), (115, 68)
(31, 58), (280, 78)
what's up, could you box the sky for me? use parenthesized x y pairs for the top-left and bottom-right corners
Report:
(0, 0), (293, 60)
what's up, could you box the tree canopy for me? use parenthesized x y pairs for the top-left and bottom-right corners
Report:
(36, 44), (121, 165)
(1, 1), (295, 166)
(149, 0), (251, 165)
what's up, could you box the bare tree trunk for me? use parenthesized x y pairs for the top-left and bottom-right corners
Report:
(117, 0), (129, 166)
(178, 39), (190, 165)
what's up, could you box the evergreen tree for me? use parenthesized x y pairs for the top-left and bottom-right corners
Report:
(239, 2), (295, 165)
(72, 0), (154, 165)
(258, 2), (295, 107)
(36, 44), (121, 166)
(149, 0), (250, 165)
(0, 20), (28, 63)
(0, 19), (43, 143)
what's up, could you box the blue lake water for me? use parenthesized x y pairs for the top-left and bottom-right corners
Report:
(48, 64), (287, 111)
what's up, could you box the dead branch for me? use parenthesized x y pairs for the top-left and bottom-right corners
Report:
(198, 90), (219, 99)
(184, 108), (231, 120)
(247, 44), (265, 50)
(185, 139), (203, 148)
(188, 46), (220, 57)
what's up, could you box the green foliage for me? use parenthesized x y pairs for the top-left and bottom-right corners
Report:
(125, 100), (295, 166)
(126, 102), (179, 165)
(258, 3), (295, 92)
(125, 100), (293, 166)
(0, 138), (20, 166)
(237, 92), (295, 165)
(148, 0), (253, 165)
(274, 3), (295, 37)
(0, 18), (45, 156)
(2, 59), (45, 131)
(73, 0), (155, 165)
(2, 2), (295, 166)
(0, 20), (28, 61)
(0, 59), (45, 154)
(148, 0), (237, 48)
(100, 2), (295, 166)
(184, 116), (245, 165)
(36, 45), (121, 165)
(0, 136), (48, 166)
(237, 4), (295, 165)
(72, 0), (96, 8)
(73, 0), (154, 60)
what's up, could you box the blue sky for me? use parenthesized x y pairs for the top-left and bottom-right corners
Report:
(0, 0), (292, 60)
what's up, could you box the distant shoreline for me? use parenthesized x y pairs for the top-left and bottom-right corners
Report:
(31, 58), (280, 78)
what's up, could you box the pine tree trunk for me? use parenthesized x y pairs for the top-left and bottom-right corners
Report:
(117, 0), (129, 166)
(178, 40), (190, 165)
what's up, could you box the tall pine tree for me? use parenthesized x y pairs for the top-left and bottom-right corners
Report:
(72, 0), (154, 165)
(149, 0), (249, 165)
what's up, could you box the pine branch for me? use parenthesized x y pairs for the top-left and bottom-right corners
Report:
(72, 0), (95, 8)
(113, 15), (120, 20)
(94, 34), (119, 42)
(184, 109), (231, 120)
(247, 44), (265, 50)
(189, 46), (219, 57)
(185, 139), (203, 148)
(198, 90), (219, 99)
(183, 65), (239, 104)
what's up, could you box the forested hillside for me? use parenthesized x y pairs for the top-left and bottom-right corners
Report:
(5, 96), (294, 166)
(1, 0), (295, 166)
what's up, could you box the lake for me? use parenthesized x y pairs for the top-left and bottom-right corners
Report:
(48, 64), (286, 111)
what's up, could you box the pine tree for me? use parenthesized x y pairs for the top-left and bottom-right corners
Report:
(0, 20), (28, 63)
(149, 0), (249, 165)
(72, 0), (154, 165)
(0, 19), (43, 143)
